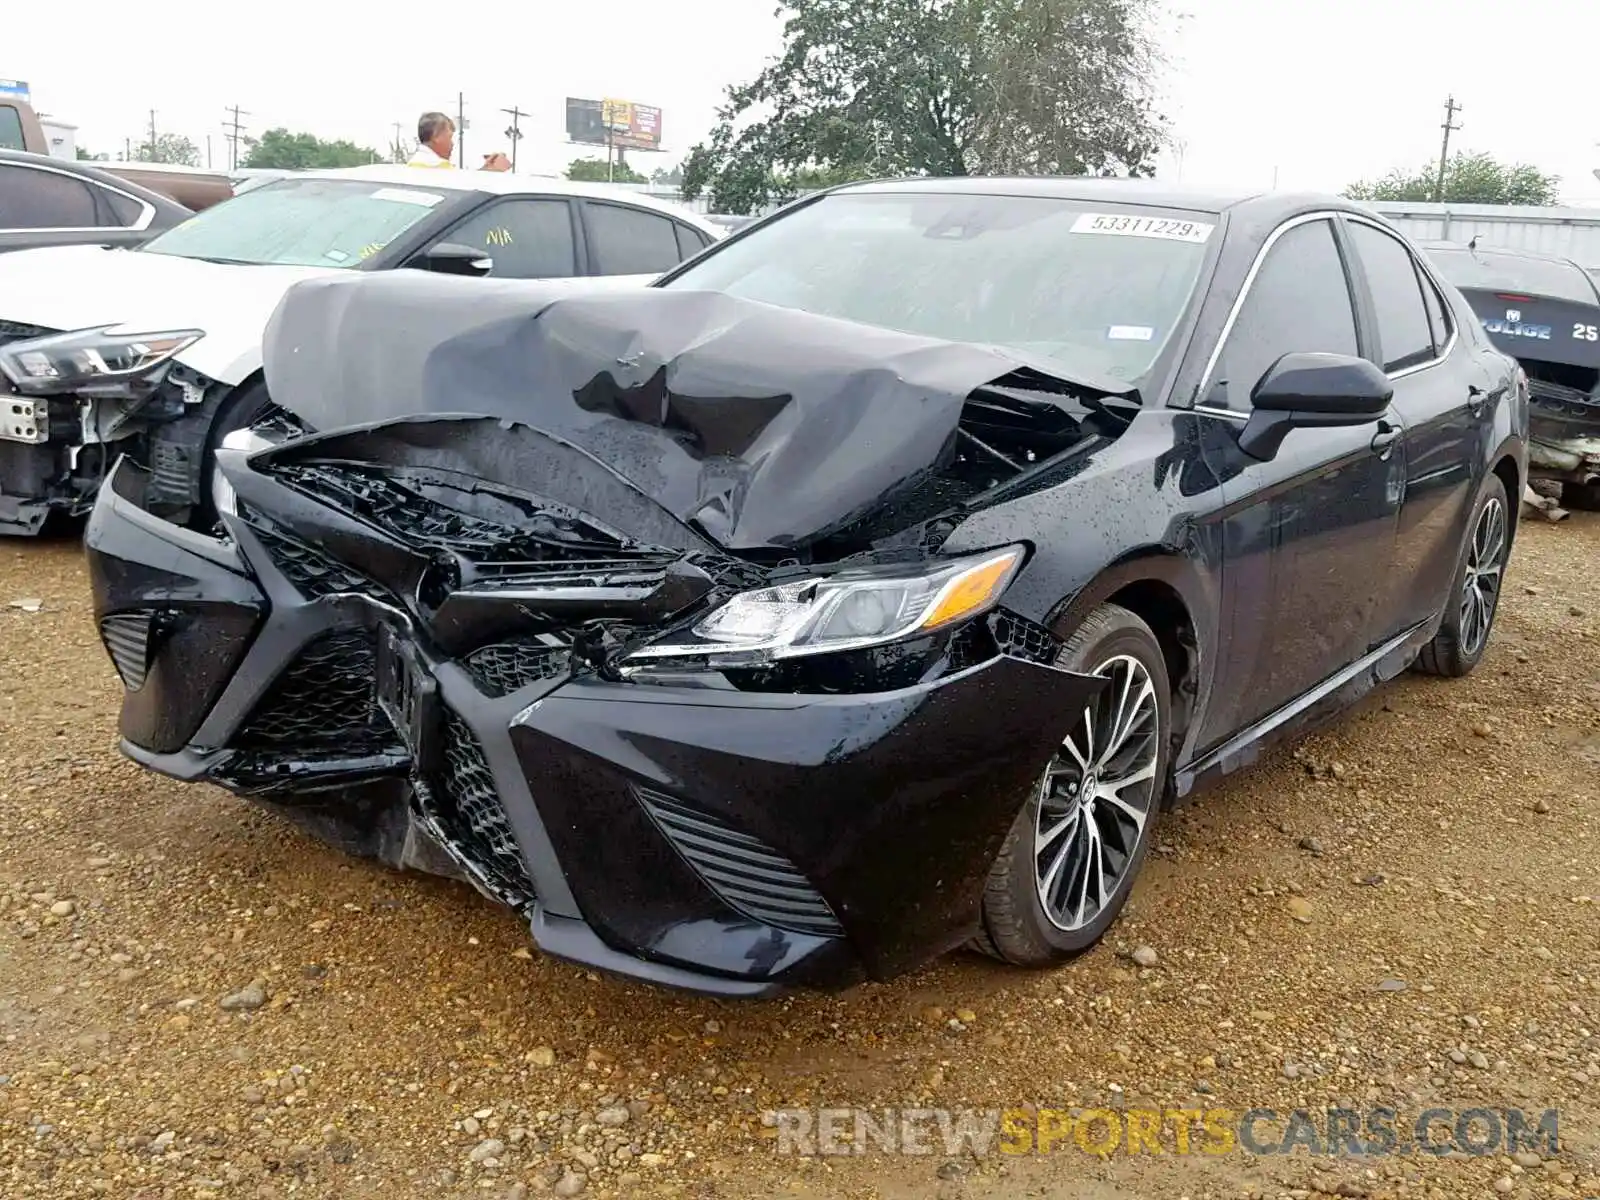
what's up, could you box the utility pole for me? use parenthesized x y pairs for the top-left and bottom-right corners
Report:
(206, 135), (212, 169)
(146, 110), (157, 161)
(501, 105), (528, 172)
(1434, 96), (1462, 203)
(392, 121), (405, 163)
(456, 92), (467, 167)
(223, 106), (249, 171)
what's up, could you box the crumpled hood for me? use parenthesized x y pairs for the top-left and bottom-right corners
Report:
(0, 244), (339, 384)
(262, 271), (1107, 551)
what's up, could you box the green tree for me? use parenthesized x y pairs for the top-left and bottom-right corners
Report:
(135, 133), (200, 167)
(1345, 151), (1561, 206)
(565, 156), (647, 184)
(242, 128), (382, 170)
(75, 147), (109, 162)
(681, 0), (1168, 214)
(650, 164), (685, 186)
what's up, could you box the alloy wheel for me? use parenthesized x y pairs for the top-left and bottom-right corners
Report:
(1033, 654), (1161, 932)
(1459, 495), (1506, 658)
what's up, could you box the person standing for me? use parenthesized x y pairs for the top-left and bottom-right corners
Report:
(408, 111), (510, 171)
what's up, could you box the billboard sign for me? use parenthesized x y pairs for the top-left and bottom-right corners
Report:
(564, 96), (662, 151)
(0, 79), (30, 102)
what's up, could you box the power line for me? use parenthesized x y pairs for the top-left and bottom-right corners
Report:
(502, 105), (528, 172)
(1433, 96), (1462, 203)
(223, 106), (249, 171)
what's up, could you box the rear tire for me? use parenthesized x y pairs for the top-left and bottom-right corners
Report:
(1416, 474), (1510, 678)
(972, 603), (1171, 967)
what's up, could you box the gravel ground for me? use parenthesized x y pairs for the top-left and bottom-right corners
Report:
(2, 513), (1598, 1200)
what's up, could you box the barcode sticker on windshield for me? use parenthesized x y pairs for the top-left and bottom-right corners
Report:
(1072, 213), (1214, 242)
(370, 188), (444, 207)
(1108, 325), (1155, 341)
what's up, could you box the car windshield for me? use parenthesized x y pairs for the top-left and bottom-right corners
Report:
(139, 177), (448, 268)
(1427, 246), (1599, 306)
(660, 191), (1219, 383)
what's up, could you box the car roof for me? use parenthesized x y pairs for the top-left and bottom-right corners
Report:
(294, 164), (722, 233)
(831, 175), (1269, 214)
(0, 147), (193, 215)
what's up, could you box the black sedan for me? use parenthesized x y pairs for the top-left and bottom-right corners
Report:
(83, 180), (1527, 995)
(0, 148), (191, 254)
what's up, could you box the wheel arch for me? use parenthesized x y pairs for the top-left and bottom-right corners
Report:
(1490, 450), (1521, 548)
(1044, 550), (1214, 803)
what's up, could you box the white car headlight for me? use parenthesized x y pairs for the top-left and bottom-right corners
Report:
(625, 546), (1025, 666)
(0, 325), (203, 399)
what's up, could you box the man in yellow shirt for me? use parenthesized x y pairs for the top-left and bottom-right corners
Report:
(407, 111), (510, 171)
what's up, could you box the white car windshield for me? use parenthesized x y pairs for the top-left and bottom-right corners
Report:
(661, 191), (1219, 383)
(139, 177), (448, 268)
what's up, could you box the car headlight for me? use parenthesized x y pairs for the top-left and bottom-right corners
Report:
(0, 325), (203, 399)
(625, 545), (1025, 666)
(211, 426), (281, 518)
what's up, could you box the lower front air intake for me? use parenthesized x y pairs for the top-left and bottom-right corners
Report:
(635, 787), (844, 937)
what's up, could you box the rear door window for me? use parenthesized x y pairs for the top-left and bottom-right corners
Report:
(1419, 268), (1453, 354)
(1348, 222), (1436, 371)
(437, 198), (578, 278)
(0, 163), (99, 229)
(584, 202), (684, 275)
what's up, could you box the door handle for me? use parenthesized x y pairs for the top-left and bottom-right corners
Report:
(1370, 422), (1400, 457)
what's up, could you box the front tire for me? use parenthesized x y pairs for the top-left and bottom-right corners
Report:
(973, 603), (1171, 967)
(1416, 474), (1510, 678)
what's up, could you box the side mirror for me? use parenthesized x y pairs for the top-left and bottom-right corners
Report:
(409, 242), (493, 278)
(1237, 352), (1394, 460)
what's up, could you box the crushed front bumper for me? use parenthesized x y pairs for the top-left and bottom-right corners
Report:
(85, 457), (1103, 995)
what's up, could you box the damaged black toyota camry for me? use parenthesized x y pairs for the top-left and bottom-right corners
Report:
(84, 180), (1527, 996)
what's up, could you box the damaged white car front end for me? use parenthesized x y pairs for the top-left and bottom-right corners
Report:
(0, 322), (224, 535)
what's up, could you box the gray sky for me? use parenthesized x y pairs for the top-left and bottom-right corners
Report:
(10, 0), (1600, 203)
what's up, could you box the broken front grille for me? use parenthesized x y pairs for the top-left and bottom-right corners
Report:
(240, 510), (394, 605)
(268, 462), (646, 566)
(636, 787), (844, 938)
(425, 708), (536, 904)
(234, 630), (396, 752)
(462, 639), (573, 698)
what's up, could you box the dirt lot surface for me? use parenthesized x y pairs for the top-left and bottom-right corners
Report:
(2, 513), (1598, 1200)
